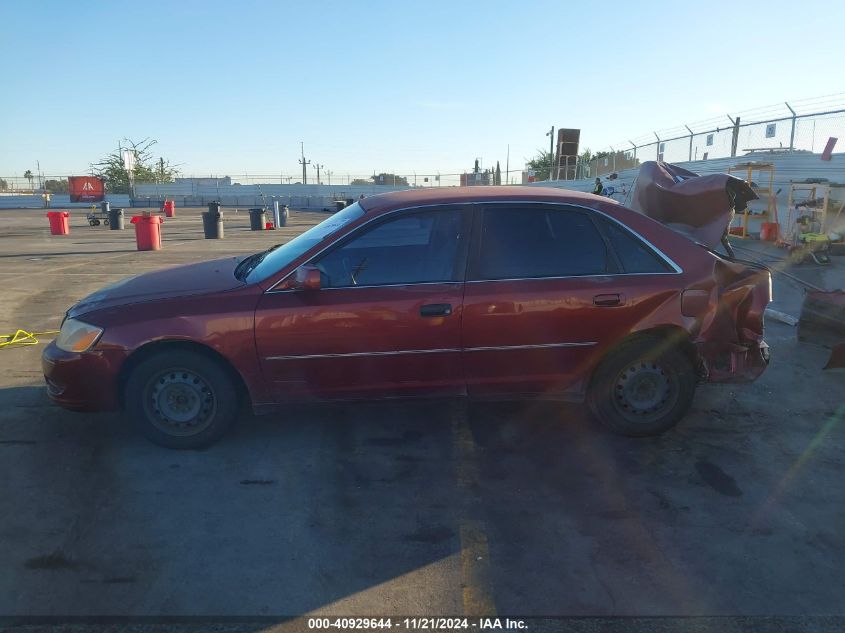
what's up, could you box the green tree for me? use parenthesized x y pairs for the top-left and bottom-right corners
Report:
(23, 169), (34, 190)
(373, 173), (408, 186)
(44, 179), (69, 193)
(93, 138), (179, 194)
(526, 150), (553, 181)
(350, 178), (373, 186)
(495, 161), (501, 185)
(0, 178), (7, 191)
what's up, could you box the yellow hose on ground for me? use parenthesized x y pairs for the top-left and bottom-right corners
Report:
(0, 329), (60, 349)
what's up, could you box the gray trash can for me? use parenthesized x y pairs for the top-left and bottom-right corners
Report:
(249, 208), (266, 231)
(108, 206), (124, 230)
(203, 202), (224, 239)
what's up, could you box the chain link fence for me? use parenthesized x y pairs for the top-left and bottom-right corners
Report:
(0, 171), (485, 193)
(4, 95), (844, 191)
(586, 95), (845, 178)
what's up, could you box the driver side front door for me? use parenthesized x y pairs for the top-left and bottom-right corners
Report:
(254, 206), (470, 401)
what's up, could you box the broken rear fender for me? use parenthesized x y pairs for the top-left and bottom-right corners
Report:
(688, 254), (772, 383)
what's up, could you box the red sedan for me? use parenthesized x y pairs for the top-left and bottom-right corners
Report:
(42, 184), (771, 448)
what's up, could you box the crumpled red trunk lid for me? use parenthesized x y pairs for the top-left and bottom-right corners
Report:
(629, 161), (758, 249)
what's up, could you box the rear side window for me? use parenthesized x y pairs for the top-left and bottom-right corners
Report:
(475, 206), (608, 280)
(602, 220), (672, 273)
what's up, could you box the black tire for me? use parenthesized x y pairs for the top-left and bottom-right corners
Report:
(587, 335), (696, 437)
(124, 350), (239, 449)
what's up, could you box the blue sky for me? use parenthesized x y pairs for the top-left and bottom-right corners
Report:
(1, 0), (843, 181)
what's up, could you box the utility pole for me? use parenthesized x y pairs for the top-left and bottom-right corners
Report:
(326, 170), (332, 186)
(505, 144), (510, 185)
(546, 126), (555, 180)
(314, 163), (324, 185)
(299, 142), (310, 184)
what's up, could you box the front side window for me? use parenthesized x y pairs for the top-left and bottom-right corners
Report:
(314, 209), (465, 288)
(246, 202), (365, 283)
(475, 206), (608, 280)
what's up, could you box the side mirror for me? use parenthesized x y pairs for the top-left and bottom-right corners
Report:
(293, 264), (321, 290)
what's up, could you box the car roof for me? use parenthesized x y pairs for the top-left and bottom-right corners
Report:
(357, 186), (616, 215)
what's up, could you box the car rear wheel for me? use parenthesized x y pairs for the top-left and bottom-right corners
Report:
(587, 335), (696, 437)
(125, 350), (238, 449)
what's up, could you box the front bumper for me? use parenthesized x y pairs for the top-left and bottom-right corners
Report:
(41, 341), (126, 411)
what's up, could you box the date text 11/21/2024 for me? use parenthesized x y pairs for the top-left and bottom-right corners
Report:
(307, 618), (528, 630)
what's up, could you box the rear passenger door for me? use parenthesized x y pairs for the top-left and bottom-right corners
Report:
(461, 203), (678, 398)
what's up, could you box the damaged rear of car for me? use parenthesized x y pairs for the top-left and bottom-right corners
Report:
(630, 161), (772, 384)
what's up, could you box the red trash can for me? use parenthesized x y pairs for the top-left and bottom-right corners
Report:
(760, 222), (780, 241)
(46, 211), (70, 235)
(162, 200), (176, 218)
(130, 215), (163, 251)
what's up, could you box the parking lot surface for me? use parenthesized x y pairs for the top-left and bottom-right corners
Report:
(0, 207), (843, 625)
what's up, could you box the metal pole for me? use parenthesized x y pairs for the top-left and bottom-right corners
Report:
(785, 102), (796, 151)
(505, 144), (510, 186)
(547, 127), (555, 180)
(653, 132), (660, 160)
(726, 114), (740, 157)
(629, 140), (637, 163)
(684, 125), (694, 162)
(299, 142), (310, 184)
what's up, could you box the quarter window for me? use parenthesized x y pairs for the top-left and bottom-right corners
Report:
(601, 220), (672, 273)
(315, 209), (465, 288)
(475, 207), (609, 280)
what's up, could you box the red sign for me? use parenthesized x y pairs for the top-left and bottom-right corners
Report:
(821, 137), (838, 161)
(68, 176), (105, 202)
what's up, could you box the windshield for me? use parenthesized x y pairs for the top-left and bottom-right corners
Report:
(244, 202), (366, 283)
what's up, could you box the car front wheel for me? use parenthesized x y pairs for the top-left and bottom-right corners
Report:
(124, 350), (239, 449)
(588, 335), (696, 437)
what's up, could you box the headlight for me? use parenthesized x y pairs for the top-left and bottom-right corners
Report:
(55, 318), (103, 353)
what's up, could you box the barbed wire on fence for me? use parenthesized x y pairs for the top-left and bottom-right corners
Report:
(586, 98), (845, 178)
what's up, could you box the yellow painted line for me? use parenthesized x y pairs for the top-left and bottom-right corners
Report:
(460, 520), (496, 616)
(450, 404), (497, 617)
